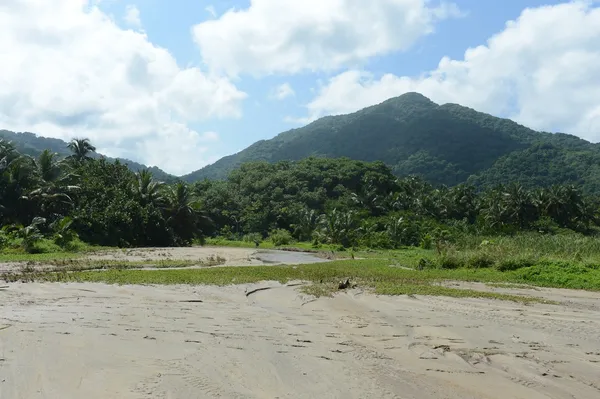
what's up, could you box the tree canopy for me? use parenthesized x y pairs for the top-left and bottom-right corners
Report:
(2, 138), (599, 253)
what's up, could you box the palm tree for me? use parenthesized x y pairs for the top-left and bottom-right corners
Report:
(20, 150), (79, 218)
(502, 183), (537, 228)
(35, 150), (63, 183)
(350, 183), (386, 216)
(0, 154), (37, 223)
(162, 182), (210, 244)
(67, 138), (96, 163)
(133, 169), (164, 207)
(291, 207), (318, 241)
(316, 209), (358, 247)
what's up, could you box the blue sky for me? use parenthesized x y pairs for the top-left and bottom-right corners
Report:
(1, 1), (599, 174)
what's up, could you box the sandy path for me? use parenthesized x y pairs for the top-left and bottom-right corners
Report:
(1, 282), (599, 398)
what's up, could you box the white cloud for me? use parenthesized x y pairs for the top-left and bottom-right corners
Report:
(192, 0), (461, 76)
(124, 4), (141, 28)
(270, 83), (295, 100)
(300, 1), (600, 141)
(134, 126), (221, 175)
(0, 0), (246, 175)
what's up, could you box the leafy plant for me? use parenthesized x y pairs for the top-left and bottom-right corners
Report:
(269, 229), (293, 246)
(18, 217), (46, 253)
(51, 216), (77, 248)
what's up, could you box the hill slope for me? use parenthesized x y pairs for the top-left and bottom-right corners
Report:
(0, 130), (175, 182)
(183, 93), (600, 191)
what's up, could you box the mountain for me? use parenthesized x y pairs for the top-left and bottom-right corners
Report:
(182, 93), (600, 192)
(0, 129), (176, 182)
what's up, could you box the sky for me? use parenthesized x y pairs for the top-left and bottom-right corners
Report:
(0, 0), (599, 175)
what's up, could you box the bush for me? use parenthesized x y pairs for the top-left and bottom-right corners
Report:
(0, 231), (7, 250)
(30, 238), (62, 254)
(420, 233), (433, 250)
(268, 229), (293, 246)
(243, 233), (263, 245)
(360, 231), (394, 249)
(467, 253), (495, 269)
(436, 254), (462, 269)
(497, 256), (536, 271)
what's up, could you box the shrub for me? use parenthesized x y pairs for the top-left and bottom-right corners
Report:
(269, 229), (293, 246)
(467, 253), (495, 269)
(243, 233), (263, 245)
(420, 233), (433, 250)
(436, 254), (462, 269)
(31, 239), (62, 254)
(0, 231), (7, 250)
(360, 231), (394, 249)
(497, 256), (536, 271)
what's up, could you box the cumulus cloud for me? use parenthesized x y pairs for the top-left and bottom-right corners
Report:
(300, 1), (600, 141)
(270, 83), (295, 100)
(133, 127), (221, 176)
(192, 0), (461, 76)
(0, 0), (246, 175)
(124, 4), (141, 28)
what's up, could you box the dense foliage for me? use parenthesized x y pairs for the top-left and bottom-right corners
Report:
(0, 139), (206, 251)
(2, 136), (599, 253)
(194, 157), (600, 249)
(184, 93), (600, 194)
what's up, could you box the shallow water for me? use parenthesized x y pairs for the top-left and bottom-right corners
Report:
(254, 250), (329, 265)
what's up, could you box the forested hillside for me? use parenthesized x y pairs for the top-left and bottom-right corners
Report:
(184, 93), (600, 193)
(0, 130), (175, 182)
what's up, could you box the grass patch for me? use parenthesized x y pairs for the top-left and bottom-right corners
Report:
(0, 251), (84, 262)
(15, 257), (596, 302)
(204, 238), (275, 249)
(0, 256), (228, 282)
(374, 283), (546, 304)
(204, 238), (342, 253)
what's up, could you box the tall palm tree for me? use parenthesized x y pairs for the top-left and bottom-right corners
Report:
(133, 169), (164, 207)
(0, 154), (37, 223)
(67, 138), (96, 163)
(20, 150), (79, 219)
(162, 182), (210, 244)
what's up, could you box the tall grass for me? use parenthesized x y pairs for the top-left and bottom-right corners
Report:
(454, 232), (600, 260)
(423, 232), (600, 271)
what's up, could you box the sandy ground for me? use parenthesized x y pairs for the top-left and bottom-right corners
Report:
(1, 282), (600, 398)
(0, 247), (329, 273)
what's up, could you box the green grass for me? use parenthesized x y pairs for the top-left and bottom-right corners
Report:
(20, 257), (600, 302)
(204, 238), (275, 249)
(0, 251), (84, 262)
(204, 238), (342, 252)
(5, 232), (600, 303)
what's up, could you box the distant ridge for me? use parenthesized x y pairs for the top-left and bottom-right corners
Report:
(0, 129), (175, 182)
(182, 92), (600, 193)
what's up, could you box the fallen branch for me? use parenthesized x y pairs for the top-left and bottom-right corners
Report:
(245, 286), (274, 297)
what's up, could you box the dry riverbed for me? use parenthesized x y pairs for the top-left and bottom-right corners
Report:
(1, 280), (599, 398)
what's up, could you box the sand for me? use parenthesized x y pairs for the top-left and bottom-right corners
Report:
(0, 247), (329, 274)
(1, 280), (599, 398)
